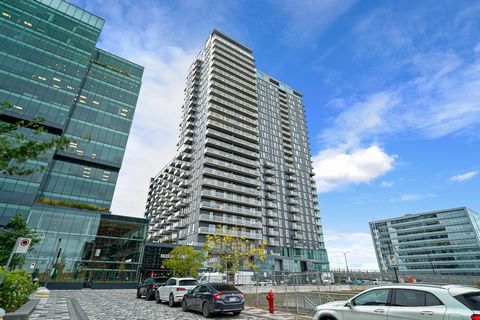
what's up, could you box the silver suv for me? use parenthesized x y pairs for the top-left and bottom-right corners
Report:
(313, 284), (480, 320)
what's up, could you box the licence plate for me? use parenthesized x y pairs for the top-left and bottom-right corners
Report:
(227, 297), (238, 302)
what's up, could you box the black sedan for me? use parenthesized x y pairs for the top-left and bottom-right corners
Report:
(181, 283), (244, 317)
(136, 277), (168, 300)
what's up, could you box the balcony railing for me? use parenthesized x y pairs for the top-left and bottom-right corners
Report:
(198, 227), (262, 240)
(198, 213), (262, 229)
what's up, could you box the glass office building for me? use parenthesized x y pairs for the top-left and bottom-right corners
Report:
(0, 0), (146, 283)
(145, 30), (329, 272)
(370, 207), (480, 274)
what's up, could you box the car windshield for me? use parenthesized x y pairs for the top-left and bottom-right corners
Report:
(455, 292), (480, 310)
(179, 279), (198, 286)
(211, 284), (238, 291)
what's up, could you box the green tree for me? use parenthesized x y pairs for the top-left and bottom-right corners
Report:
(204, 226), (266, 284)
(0, 213), (40, 268)
(163, 246), (206, 278)
(0, 267), (38, 312)
(0, 100), (70, 176)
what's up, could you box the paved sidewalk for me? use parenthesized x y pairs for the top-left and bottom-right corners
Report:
(27, 289), (307, 320)
(28, 295), (70, 320)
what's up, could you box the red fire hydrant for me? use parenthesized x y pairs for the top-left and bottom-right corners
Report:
(266, 290), (274, 314)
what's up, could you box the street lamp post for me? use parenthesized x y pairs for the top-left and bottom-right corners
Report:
(342, 251), (350, 281)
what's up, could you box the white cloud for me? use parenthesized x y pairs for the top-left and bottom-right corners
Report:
(380, 181), (394, 188)
(449, 170), (479, 182)
(324, 230), (379, 270)
(313, 146), (396, 192)
(279, 0), (358, 45)
(389, 193), (435, 202)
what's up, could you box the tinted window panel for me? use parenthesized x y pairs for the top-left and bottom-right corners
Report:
(394, 290), (425, 307)
(354, 289), (389, 306)
(426, 293), (443, 306)
(179, 280), (198, 286)
(455, 292), (480, 310)
(212, 284), (238, 291)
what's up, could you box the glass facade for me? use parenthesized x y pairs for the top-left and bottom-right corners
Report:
(0, 0), (145, 283)
(145, 30), (329, 272)
(26, 206), (147, 282)
(370, 207), (480, 274)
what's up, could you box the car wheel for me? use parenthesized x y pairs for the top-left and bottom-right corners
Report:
(232, 311), (241, 316)
(168, 293), (175, 307)
(136, 290), (141, 299)
(155, 291), (161, 304)
(146, 290), (154, 301)
(182, 299), (189, 312)
(202, 302), (211, 318)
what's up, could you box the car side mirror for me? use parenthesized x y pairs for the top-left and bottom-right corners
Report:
(345, 301), (353, 308)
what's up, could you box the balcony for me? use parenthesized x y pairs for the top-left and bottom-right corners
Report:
(266, 201), (276, 209)
(290, 214), (301, 222)
(267, 229), (280, 237)
(202, 178), (260, 197)
(264, 169), (275, 176)
(289, 206), (300, 213)
(266, 219), (279, 227)
(201, 189), (261, 207)
(265, 177), (275, 184)
(200, 201), (261, 217)
(203, 167), (259, 186)
(287, 190), (299, 198)
(268, 239), (280, 247)
(287, 183), (298, 189)
(287, 176), (297, 182)
(288, 198), (300, 205)
(266, 210), (277, 218)
(198, 227), (262, 240)
(292, 232), (303, 239)
(291, 223), (302, 230)
(265, 185), (276, 192)
(199, 213), (262, 229)
(204, 156), (259, 177)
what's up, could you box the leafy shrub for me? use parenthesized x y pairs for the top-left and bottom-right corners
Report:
(36, 198), (109, 212)
(476, 281), (480, 289)
(0, 267), (38, 312)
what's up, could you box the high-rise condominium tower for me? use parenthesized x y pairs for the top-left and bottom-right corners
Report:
(145, 30), (329, 272)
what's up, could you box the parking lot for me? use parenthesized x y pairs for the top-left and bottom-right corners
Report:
(28, 289), (297, 320)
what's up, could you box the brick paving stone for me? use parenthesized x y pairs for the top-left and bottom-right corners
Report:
(28, 289), (303, 320)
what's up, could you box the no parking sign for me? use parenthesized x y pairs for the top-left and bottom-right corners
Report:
(14, 237), (31, 254)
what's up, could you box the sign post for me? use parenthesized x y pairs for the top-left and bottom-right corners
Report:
(0, 238), (32, 286)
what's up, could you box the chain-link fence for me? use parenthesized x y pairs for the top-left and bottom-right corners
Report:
(238, 270), (480, 315)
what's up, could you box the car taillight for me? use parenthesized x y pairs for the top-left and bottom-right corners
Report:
(213, 291), (225, 300)
(150, 284), (155, 289)
(176, 287), (185, 291)
(471, 315), (480, 320)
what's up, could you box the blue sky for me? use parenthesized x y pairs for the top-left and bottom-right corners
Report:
(69, 0), (480, 269)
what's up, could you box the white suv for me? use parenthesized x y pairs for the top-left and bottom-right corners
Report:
(313, 284), (480, 320)
(155, 277), (198, 307)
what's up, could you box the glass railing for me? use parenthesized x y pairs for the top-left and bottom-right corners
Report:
(204, 156), (259, 176)
(208, 103), (257, 125)
(208, 112), (257, 134)
(209, 91), (257, 115)
(201, 189), (261, 206)
(198, 226), (262, 240)
(202, 167), (259, 186)
(207, 119), (258, 142)
(206, 129), (259, 150)
(198, 213), (262, 228)
(200, 201), (261, 216)
(205, 138), (259, 159)
(205, 147), (259, 168)
(202, 177), (260, 196)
